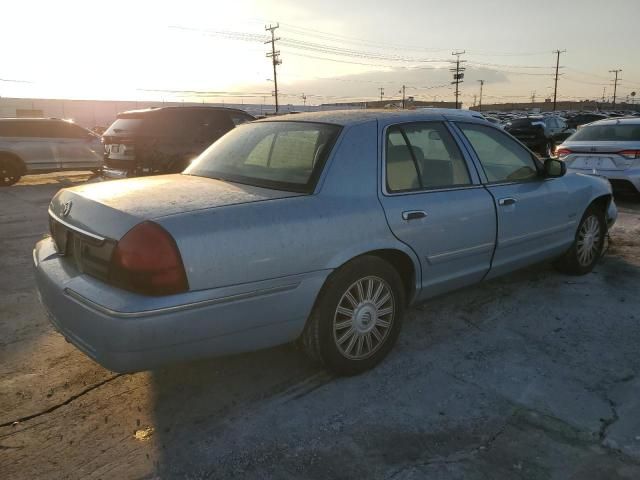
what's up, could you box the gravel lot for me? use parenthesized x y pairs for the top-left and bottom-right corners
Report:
(1, 173), (640, 479)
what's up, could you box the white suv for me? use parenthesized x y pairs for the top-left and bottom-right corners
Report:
(0, 118), (103, 186)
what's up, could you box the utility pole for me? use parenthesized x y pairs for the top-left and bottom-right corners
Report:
(265, 23), (281, 113)
(400, 85), (406, 109)
(552, 49), (566, 111)
(477, 80), (484, 112)
(609, 69), (622, 107)
(450, 51), (466, 109)
(379, 87), (384, 103)
(602, 87), (606, 103)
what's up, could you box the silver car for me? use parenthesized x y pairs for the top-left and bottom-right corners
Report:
(0, 118), (103, 186)
(34, 109), (617, 375)
(557, 117), (640, 194)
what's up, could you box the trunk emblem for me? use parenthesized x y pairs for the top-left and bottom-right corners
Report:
(62, 201), (73, 217)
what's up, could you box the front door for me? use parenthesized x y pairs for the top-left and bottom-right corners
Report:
(453, 122), (573, 278)
(378, 121), (497, 300)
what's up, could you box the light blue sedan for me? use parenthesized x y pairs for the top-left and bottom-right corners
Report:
(34, 109), (617, 375)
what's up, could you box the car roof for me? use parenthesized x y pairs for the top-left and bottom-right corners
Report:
(117, 106), (254, 117)
(0, 117), (70, 122)
(254, 108), (486, 127)
(584, 117), (640, 126)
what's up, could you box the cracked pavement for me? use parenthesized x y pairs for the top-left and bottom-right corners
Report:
(1, 174), (640, 479)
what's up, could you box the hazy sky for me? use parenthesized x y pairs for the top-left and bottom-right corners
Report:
(2, 0), (639, 106)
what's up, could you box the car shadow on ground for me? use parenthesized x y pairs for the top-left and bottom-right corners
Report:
(145, 243), (640, 478)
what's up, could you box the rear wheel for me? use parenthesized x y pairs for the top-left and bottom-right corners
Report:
(0, 156), (22, 186)
(301, 255), (405, 375)
(554, 205), (606, 275)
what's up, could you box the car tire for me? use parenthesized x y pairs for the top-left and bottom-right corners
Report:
(300, 255), (405, 376)
(554, 205), (606, 275)
(0, 156), (22, 186)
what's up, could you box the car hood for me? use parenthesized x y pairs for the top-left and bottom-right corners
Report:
(49, 174), (302, 240)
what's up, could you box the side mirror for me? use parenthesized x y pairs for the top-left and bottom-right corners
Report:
(544, 158), (566, 178)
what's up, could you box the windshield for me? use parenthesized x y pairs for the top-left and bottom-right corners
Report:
(185, 121), (341, 193)
(569, 123), (640, 141)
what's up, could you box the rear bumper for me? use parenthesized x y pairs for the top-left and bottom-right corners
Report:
(34, 237), (329, 372)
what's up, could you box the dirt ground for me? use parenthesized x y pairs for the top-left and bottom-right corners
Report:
(1, 172), (640, 480)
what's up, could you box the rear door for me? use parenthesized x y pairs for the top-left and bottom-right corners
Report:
(453, 122), (573, 277)
(378, 121), (497, 300)
(54, 122), (102, 170)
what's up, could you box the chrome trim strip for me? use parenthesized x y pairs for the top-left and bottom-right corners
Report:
(427, 242), (495, 264)
(48, 208), (106, 242)
(499, 221), (575, 248)
(64, 282), (300, 319)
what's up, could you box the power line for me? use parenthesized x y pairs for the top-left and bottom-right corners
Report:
(265, 23), (282, 113)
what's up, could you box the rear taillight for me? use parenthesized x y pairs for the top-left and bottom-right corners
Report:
(619, 150), (640, 159)
(110, 221), (188, 296)
(555, 148), (572, 159)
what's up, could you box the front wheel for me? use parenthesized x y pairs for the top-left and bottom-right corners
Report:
(554, 205), (606, 275)
(300, 256), (405, 376)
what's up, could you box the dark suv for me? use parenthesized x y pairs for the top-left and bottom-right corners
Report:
(504, 116), (574, 157)
(102, 107), (255, 177)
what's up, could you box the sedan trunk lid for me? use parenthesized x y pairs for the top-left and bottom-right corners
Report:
(49, 174), (303, 241)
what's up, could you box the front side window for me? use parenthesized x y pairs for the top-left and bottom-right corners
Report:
(185, 121), (341, 193)
(458, 123), (539, 183)
(385, 122), (471, 193)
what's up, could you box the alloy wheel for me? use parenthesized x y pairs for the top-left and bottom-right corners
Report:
(332, 276), (395, 360)
(576, 215), (601, 267)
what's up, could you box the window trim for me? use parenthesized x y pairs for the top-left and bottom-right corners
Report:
(453, 121), (544, 186)
(382, 121), (478, 196)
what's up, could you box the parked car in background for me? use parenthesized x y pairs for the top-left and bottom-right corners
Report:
(35, 109), (616, 376)
(102, 106), (255, 177)
(504, 116), (575, 156)
(483, 116), (505, 129)
(557, 117), (640, 195)
(566, 112), (608, 130)
(0, 118), (102, 186)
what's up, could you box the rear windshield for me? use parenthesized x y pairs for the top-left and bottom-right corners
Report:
(569, 124), (640, 141)
(185, 121), (341, 193)
(509, 118), (545, 128)
(103, 118), (144, 136)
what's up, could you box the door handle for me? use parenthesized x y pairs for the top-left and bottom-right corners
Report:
(498, 197), (517, 206)
(402, 210), (427, 221)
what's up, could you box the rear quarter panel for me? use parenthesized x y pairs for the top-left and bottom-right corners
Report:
(156, 120), (421, 291)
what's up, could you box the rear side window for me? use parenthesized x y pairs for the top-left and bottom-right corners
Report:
(0, 121), (47, 137)
(458, 123), (538, 183)
(385, 122), (471, 192)
(569, 124), (640, 141)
